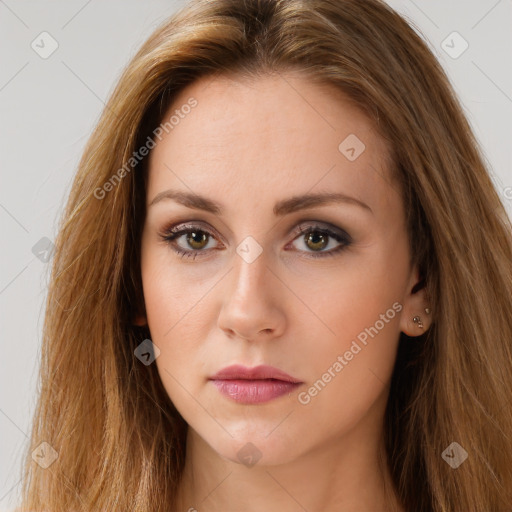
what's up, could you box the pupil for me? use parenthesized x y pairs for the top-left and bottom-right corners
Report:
(189, 231), (207, 248)
(307, 232), (327, 250)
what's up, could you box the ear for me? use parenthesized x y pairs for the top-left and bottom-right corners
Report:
(132, 299), (148, 326)
(133, 313), (148, 326)
(399, 264), (432, 337)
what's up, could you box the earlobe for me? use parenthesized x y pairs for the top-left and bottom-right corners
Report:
(400, 266), (433, 336)
(401, 305), (433, 337)
(132, 294), (148, 326)
(411, 306), (432, 332)
(133, 313), (148, 327)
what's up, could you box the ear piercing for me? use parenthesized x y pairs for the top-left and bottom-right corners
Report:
(412, 316), (424, 329)
(413, 307), (431, 330)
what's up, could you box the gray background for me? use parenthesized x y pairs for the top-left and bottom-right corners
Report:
(1, 0), (511, 508)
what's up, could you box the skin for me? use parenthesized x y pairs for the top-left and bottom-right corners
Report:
(137, 70), (432, 512)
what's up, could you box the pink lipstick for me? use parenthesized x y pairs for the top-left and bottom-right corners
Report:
(209, 364), (303, 404)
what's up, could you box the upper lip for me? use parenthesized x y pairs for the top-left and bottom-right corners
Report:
(209, 364), (302, 383)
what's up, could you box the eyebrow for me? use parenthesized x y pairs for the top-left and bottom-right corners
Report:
(148, 189), (373, 216)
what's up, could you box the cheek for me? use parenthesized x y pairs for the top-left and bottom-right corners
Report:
(140, 243), (208, 340)
(293, 244), (407, 416)
(291, 295), (402, 444)
(139, 248), (213, 402)
(297, 292), (402, 405)
(305, 243), (407, 346)
(143, 271), (208, 365)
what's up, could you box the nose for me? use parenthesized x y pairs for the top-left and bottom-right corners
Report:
(217, 247), (286, 342)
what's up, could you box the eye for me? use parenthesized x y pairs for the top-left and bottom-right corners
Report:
(287, 223), (352, 258)
(158, 221), (352, 260)
(159, 223), (220, 260)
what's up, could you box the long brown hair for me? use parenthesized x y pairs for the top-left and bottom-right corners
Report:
(17, 0), (512, 510)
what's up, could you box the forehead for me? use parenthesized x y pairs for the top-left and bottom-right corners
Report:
(146, 72), (399, 218)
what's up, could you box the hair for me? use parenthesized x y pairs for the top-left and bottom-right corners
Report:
(16, 0), (512, 510)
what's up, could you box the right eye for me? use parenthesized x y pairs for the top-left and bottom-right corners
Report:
(159, 223), (221, 259)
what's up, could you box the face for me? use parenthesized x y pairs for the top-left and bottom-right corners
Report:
(139, 71), (423, 466)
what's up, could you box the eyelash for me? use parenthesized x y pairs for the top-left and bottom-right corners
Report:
(159, 221), (352, 261)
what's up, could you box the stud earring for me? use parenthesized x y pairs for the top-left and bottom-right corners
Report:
(425, 307), (431, 315)
(413, 315), (424, 329)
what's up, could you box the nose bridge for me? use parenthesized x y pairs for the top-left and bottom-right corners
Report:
(216, 237), (285, 340)
(229, 240), (270, 302)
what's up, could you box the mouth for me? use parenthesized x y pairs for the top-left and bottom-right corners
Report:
(208, 364), (303, 404)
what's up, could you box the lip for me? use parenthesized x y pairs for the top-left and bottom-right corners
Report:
(210, 364), (302, 383)
(209, 364), (303, 404)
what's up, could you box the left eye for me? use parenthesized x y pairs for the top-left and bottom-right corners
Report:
(159, 222), (351, 260)
(289, 225), (351, 257)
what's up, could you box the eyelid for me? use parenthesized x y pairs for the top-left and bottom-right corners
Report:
(163, 221), (224, 243)
(289, 219), (352, 242)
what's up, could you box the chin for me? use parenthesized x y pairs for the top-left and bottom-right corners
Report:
(202, 426), (304, 468)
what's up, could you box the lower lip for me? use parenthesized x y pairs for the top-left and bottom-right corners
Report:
(210, 379), (302, 404)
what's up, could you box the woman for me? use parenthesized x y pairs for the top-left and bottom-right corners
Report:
(17, 0), (512, 510)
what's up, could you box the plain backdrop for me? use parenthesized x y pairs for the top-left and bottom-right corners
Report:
(1, 0), (511, 508)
